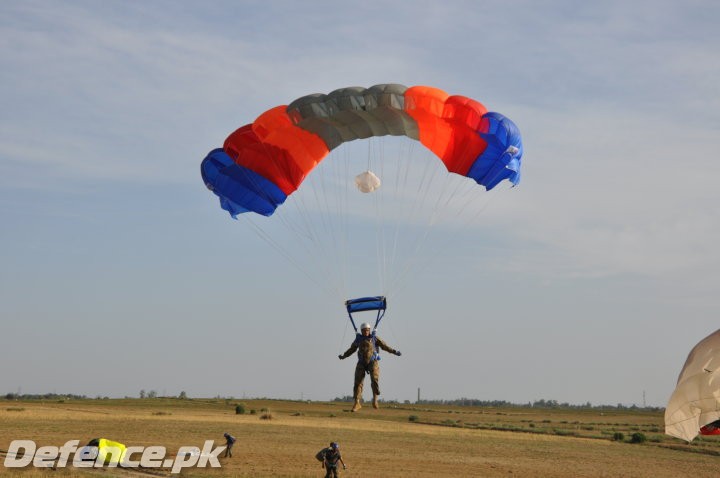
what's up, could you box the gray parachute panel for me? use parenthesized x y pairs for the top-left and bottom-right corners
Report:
(286, 84), (420, 150)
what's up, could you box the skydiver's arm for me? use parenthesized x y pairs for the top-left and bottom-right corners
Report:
(375, 337), (398, 355)
(339, 342), (358, 359)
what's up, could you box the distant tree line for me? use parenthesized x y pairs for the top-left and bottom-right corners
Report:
(5, 392), (661, 411)
(415, 398), (663, 411)
(4, 391), (189, 400)
(331, 395), (662, 411)
(5, 393), (89, 400)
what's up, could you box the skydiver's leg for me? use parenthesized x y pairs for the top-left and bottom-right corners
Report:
(370, 362), (380, 408)
(352, 363), (365, 411)
(370, 362), (380, 396)
(353, 363), (365, 400)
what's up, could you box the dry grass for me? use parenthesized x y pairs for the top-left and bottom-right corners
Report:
(1, 399), (719, 477)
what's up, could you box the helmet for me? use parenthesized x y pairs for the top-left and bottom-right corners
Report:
(330, 442), (339, 449)
(360, 322), (372, 330)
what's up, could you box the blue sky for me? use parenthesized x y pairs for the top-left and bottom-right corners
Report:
(1, 0), (719, 406)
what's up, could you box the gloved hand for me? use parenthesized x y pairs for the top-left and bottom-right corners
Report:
(343, 464), (347, 470)
(338, 354), (344, 360)
(395, 351), (402, 356)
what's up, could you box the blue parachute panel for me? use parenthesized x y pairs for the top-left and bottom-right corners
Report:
(345, 296), (387, 314)
(468, 112), (523, 190)
(201, 148), (287, 218)
(345, 296), (387, 332)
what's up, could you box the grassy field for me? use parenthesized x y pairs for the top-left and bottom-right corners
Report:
(1, 398), (719, 477)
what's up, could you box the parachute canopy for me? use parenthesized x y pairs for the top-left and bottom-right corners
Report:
(201, 84), (523, 218)
(665, 329), (720, 442)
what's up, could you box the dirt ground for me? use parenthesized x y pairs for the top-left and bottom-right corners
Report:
(1, 399), (718, 477)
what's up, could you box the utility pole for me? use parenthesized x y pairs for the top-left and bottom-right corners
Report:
(417, 387), (420, 404)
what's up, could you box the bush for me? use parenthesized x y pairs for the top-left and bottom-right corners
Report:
(612, 432), (625, 441)
(630, 432), (647, 443)
(408, 415), (419, 422)
(260, 412), (273, 420)
(235, 404), (246, 415)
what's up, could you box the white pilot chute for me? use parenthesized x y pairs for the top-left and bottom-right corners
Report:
(354, 170), (381, 193)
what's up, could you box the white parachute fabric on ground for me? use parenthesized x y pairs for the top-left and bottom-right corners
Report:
(665, 329), (720, 442)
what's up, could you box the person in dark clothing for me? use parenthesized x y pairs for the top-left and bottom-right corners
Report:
(223, 432), (236, 458)
(315, 442), (346, 478)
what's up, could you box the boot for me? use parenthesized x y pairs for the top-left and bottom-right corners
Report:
(351, 398), (362, 412)
(372, 395), (379, 409)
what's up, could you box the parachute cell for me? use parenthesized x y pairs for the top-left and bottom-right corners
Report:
(665, 329), (720, 442)
(201, 148), (287, 217)
(345, 296), (387, 333)
(201, 84), (523, 218)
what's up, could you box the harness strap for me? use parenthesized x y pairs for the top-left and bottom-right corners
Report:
(354, 333), (382, 373)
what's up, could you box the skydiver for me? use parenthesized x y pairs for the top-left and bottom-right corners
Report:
(223, 432), (236, 457)
(338, 322), (401, 412)
(315, 442), (346, 478)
